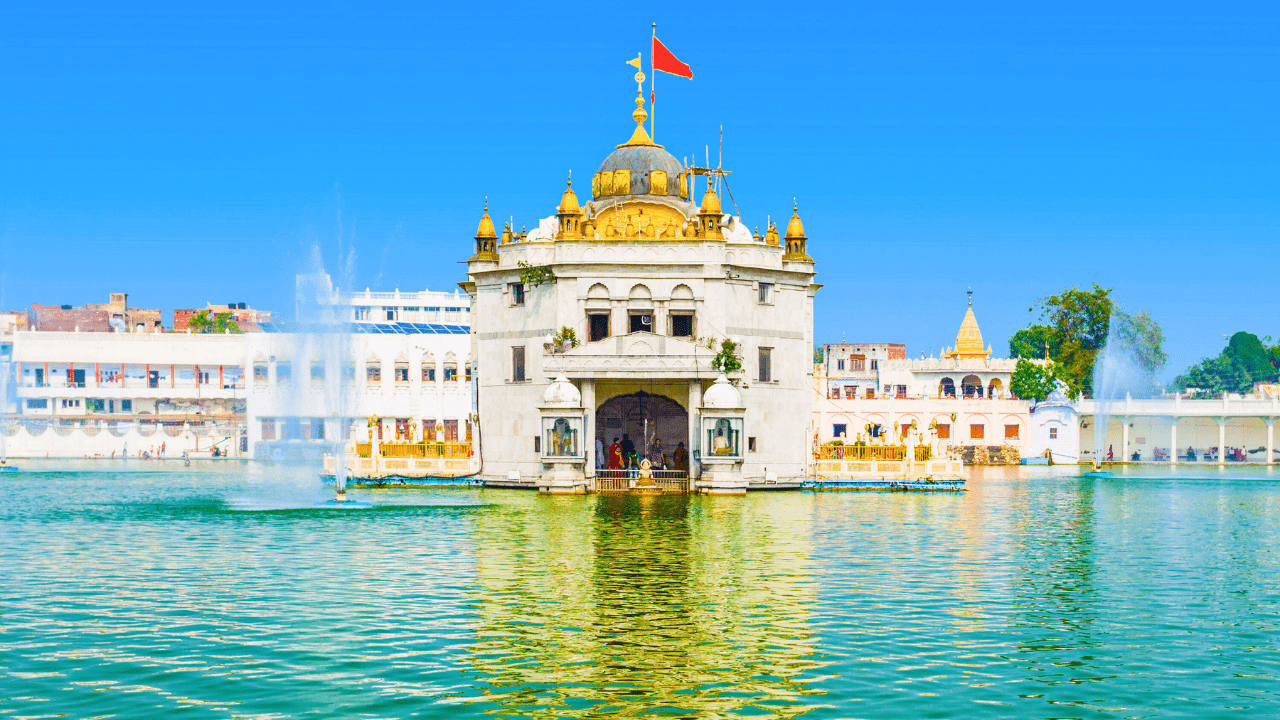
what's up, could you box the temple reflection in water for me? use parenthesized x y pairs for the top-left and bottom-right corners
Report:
(464, 493), (827, 717)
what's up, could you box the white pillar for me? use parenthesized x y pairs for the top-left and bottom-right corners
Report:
(1266, 418), (1274, 465)
(1169, 419), (1177, 465)
(1122, 417), (1130, 462)
(1218, 419), (1226, 465)
(688, 379), (702, 481)
(581, 379), (596, 477)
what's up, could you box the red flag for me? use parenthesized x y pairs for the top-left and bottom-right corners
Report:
(653, 36), (693, 79)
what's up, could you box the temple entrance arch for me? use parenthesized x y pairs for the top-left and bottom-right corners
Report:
(961, 374), (983, 398)
(939, 377), (956, 398)
(595, 392), (688, 470)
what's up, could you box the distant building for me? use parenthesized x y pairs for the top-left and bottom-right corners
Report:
(814, 296), (1039, 461)
(821, 343), (905, 399)
(28, 293), (162, 333)
(7, 330), (247, 458)
(246, 276), (475, 465)
(173, 302), (274, 333)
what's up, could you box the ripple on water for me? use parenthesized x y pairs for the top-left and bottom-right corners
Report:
(1, 467), (1278, 718)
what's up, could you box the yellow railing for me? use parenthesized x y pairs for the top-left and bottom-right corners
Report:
(816, 444), (932, 461)
(354, 442), (472, 459)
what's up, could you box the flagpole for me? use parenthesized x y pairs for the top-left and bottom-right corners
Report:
(650, 22), (656, 141)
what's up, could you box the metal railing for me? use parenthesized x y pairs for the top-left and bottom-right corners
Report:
(355, 442), (472, 459)
(593, 469), (689, 493)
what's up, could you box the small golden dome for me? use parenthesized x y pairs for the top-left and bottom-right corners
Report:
(475, 200), (496, 239)
(784, 200), (806, 239)
(944, 294), (991, 359)
(500, 221), (513, 245)
(699, 185), (721, 215)
(558, 174), (580, 214)
(764, 222), (780, 246)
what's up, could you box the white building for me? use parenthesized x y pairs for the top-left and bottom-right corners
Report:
(821, 342), (904, 399)
(814, 297), (1040, 461)
(464, 88), (817, 494)
(247, 282), (476, 467)
(1026, 389), (1080, 462)
(5, 329), (247, 458)
(1079, 394), (1278, 464)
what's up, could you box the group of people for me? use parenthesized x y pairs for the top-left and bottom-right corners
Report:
(594, 433), (689, 474)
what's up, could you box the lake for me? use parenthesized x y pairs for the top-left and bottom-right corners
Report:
(2, 462), (1278, 718)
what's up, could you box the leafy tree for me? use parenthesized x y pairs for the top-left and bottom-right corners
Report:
(1172, 332), (1277, 397)
(188, 310), (241, 334)
(1010, 358), (1059, 401)
(1009, 324), (1058, 359)
(1008, 284), (1165, 399)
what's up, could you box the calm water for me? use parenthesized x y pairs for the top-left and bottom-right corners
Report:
(2, 463), (1279, 719)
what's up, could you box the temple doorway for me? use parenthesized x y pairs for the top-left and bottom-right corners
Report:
(595, 392), (688, 472)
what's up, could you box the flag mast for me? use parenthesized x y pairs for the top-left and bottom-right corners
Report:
(650, 22), (657, 141)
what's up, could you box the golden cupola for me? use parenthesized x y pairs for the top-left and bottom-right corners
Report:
(943, 293), (992, 360)
(471, 200), (498, 262)
(782, 201), (812, 261)
(696, 184), (723, 239)
(500, 221), (513, 245)
(591, 88), (687, 202)
(764, 221), (780, 246)
(556, 174), (583, 239)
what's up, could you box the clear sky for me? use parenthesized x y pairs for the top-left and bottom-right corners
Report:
(2, 1), (1276, 379)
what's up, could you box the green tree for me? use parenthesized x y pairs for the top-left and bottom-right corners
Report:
(1010, 358), (1059, 401)
(1172, 332), (1277, 397)
(188, 310), (241, 334)
(1008, 283), (1165, 399)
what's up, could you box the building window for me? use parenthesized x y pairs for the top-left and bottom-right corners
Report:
(261, 418), (276, 440)
(444, 419), (459, 442)
(354, 307), (371, 321)
(383, 307), (397, 321)
(629, 312), (652, 333)
(512, 346), (526, 382)
(121, 399), (132, 412)
(423, 365), (436, 382)
(758, 282), (773, 304)
(833, 423), (847, 439)
(311, 362), (325, 384)
(588, 313), (610, 342)
(936, 423), (950, 439)
(870, 359), (878, 370)
(444, 364), (457, 382)
(26, 398), (47, 409)
(276, 362), (291, 387)
(311, 418), (326, 440)
(852, 357), (865, 371)
(394, 363), (409, 383)
(748, 436), (757, 452)
(1005, 424), (1020, 439)
(895, 385), (907, 398)
(865, 388), (875, 399)
(844, 386), (855, 399)
(970, 424), (985, 440)
(837, 359), (845, 371)
(759, 347), (772, 382)
(366, 362), (381, 382)
(670, 313), (694, 338)
(465, 365), (472, 381)
(510, 283), (525, 307)
(1049, 427), (1058, 439)
(253, 364), (268, 384)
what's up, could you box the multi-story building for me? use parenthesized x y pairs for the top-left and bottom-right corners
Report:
(247, 277), (476, 467)
(174, 302), (274, 332)
(27, 293), (163, 333)
(821, 343), (905, 399)
(6, 329), (247, 458)
(814, 297), (1041, 461)
(464, 85), (818, 494)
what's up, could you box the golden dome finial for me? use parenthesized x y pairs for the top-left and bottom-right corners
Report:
(475, 198), (496, 239)
(619, 87), (659, 148)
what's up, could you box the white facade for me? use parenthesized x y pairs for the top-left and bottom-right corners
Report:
(1026, 390), (1080, 462)
(877, 356), (1020, 400)
(4, 330), (247, 458)
(247, 284), (476, 462)
(1079, 395), (1279, 464)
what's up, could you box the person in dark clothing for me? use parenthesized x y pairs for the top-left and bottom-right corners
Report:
(621, 433), (635, 458)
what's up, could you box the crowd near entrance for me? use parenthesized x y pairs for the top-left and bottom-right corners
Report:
(594, 392), (690, 482)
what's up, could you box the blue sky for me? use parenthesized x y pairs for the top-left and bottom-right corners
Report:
(1, 1), (1276, 379)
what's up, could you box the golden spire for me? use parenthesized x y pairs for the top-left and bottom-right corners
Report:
(618, 63), (660, 148)
(475, 198), (496, 239)
(944, 293), (991, 359)
(558, 172), (580, 214)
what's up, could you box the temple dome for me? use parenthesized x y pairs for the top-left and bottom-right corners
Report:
(559, 176), (580, 214)
(475, 201), (496, 239)
(784, 204), (806, 239)
(699, 185), (721, 215)
(595, 145), (684, 199)
(944, 295), (992, 359)
(543, 374), (581, 407)
(702, 374), (743, 408)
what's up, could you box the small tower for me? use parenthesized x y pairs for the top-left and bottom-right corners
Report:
(697, 184), (723, 240)
(556, 173), (583, 239)
(943, 292), (992, 360)
(764, 221), (780, 247)
(471, 200), (498, 262)
(782, 200), (812, 261)
(500, 221), (513, 245)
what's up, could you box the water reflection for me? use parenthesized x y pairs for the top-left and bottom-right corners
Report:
(465, 493), (827, 717)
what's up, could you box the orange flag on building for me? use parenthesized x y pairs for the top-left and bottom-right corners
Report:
(652, 36), (692, 79)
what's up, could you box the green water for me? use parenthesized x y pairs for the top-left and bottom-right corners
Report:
(2, 464), (1279, 718)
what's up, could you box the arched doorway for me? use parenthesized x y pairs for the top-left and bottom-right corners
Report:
(961, 374), (983, 398)
(939, 377), (956, 398)
(596, 392), (688, 469)
(988, 378), (1003, 399)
